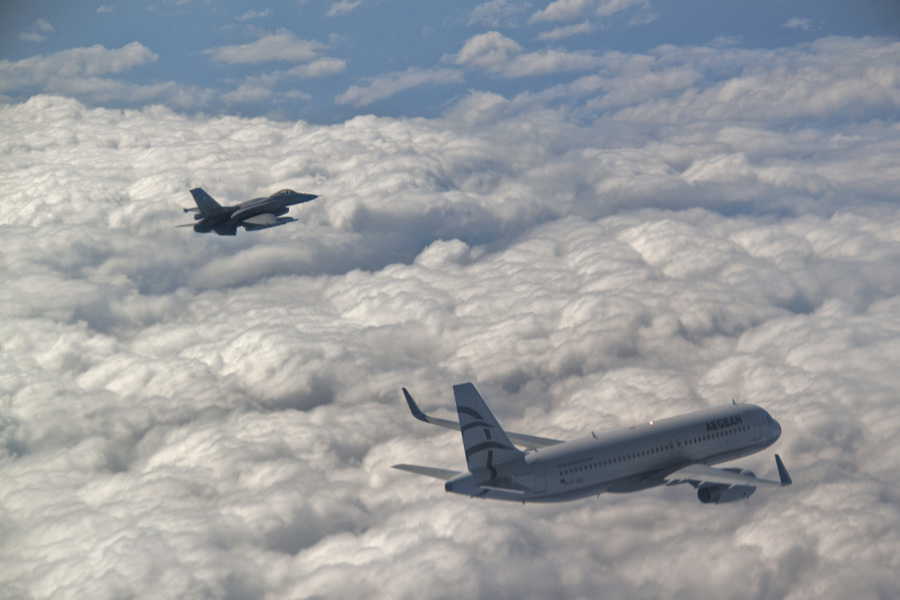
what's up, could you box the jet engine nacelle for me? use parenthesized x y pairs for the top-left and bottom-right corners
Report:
(697, 469), (756, 504)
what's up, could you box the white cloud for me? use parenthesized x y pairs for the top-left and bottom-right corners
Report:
(236, 9), (273, 21)
(204, 30), (325, 64)
(537, 19), (594, 41)
(450, 31), (601, 77)
(530, 0), (595, 23)
(0, 42), (156, 83)
(468, 0), (532, 28)
(3, 35), (900, 600)
(203, 30), (345, 104)
(530, 0), (647, 24)
(492, 37), (900, 129)
(784, 17), (814, 31)
(0, 43), (211, 109)
(336, 67), (464, 107)
(17, 18), (54, 42)
(327, 0), (362, 17)
(221, 82), (274, 104)
(285, 57), (347, 78)
(220, 58), (346, 105)
(603, 38), (900, 124)
(452, 31), (524, 70)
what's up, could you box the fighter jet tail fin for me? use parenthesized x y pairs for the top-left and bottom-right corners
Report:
(453, 383), (525, 475)
(190, 188), (225, 216)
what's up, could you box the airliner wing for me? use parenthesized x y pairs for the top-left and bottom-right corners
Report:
(402, 388), (564, 449)
(665, 455), (792, 487)
(393, 464), (461, 480)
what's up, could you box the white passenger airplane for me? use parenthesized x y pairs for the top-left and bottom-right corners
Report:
(394, 383), (791, 504)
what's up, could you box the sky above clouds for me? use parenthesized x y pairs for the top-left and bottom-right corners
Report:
(2, 1), (900, 599)
(2, 0), (900, 120)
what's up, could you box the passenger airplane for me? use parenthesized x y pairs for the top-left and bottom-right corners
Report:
(394, 383), (791, 504)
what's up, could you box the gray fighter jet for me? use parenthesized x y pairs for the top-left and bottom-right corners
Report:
(180, 187), (318, 235)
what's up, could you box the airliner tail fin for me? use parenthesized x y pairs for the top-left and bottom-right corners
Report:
(453, 383), (524, 476)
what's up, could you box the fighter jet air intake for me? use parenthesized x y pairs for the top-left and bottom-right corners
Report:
(180, 187), (318, 235)
(394, 383), (791, 504)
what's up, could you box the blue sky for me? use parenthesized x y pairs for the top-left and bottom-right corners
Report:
(2, 0), (898, 122)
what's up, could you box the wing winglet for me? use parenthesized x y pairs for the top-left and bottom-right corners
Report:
(402, 388), (430, 423)
(775, 454), (792, 486)
(400, 387), (565, 448)
(402, 388), (461, 431)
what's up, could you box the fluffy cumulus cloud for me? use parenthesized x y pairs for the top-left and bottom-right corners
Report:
(335, 67), (464, 107)
(204, 30), (327, 65)
(2, 34), (900, 600)
(450, 31), (602, 77)
(204, 30), (345, 107)
(529, 0), (648, 24)
(17, 18), (55, 43)
(467, 0), (533, 28)
(0, 42), (214, 110)
(538, 19), (594, 41)
(0, 42), (156, 83)
(600, 37), (900, 125)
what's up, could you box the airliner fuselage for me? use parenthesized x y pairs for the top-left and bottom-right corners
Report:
(395, 384), (790, 504)
(446, 403), (781, 502)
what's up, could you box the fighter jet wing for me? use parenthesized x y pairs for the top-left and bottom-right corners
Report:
(242, 213), (279, 226)
(401, 388), (564, 449)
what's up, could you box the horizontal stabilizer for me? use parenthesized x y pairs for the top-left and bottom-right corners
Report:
(392, 464), (460, 480)
(401, 388), (563, 449)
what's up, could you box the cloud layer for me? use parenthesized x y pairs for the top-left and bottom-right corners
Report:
(2, 34), (900, 600)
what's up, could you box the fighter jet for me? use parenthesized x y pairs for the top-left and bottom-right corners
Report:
(180, 187), (318, 235)
(395, 383), (791, 504)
